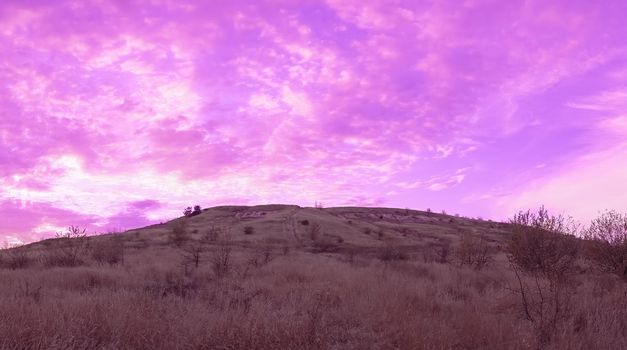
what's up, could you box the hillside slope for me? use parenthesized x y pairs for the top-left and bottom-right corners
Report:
(102, 204), (512, 264)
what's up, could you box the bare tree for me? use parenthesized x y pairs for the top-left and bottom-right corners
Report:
(584, 210), (627, 279)
(180, 242), (204, 275)
(507, 207), (579, 344)
(45, 226), (88, 267)
(210, 234), (232, 278)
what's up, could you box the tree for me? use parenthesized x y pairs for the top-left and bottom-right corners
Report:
(507, 207), (579, 345)
(183, 205), (202, 217)
(584, 210), (627, 279)
(193, 205), (202, 215)
(46, 226), (88, 267)
(183, 207), (193, 217)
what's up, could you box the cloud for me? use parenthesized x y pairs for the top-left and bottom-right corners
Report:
(1, 0), (627, 242)
(493, 143), (627, 223)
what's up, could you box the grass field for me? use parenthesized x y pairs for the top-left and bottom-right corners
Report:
(1, 205), (625, 349)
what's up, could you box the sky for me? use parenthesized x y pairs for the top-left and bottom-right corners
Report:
(1, 0), (627, 244)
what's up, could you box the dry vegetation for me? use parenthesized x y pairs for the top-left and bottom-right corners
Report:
(0, 205), (626, 349)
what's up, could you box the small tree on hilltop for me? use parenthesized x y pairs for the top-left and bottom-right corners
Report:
(183, 207), (193, 217)
(192, 205), (202, 216)
(183, 205), (202, 217)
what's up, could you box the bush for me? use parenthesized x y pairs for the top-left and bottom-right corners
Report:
(170, 221), (189, 247)
(300, 220), (310, 226)
(211, 240), (232, 278)
(507, 207), (579, 278)
(44, 226), (88, 267)
(584, 210), (627, 279)
(1, 249), (30, 270)
(180, 242), (204, 275)
(308, 223), (321, 241)
(433, 242), (450, 263)
(507, 207), (580, 344)
(91, 238), (125, 265)
(378, 243), (408, 262)
(244, 226), (254, 235)
(204, 226), (221, 242)
(454, 233), (490, 270)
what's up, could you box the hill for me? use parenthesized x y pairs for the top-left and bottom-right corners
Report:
(0, 205), (624, 350)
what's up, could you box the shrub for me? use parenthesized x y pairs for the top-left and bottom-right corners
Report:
(378, 243), (408, 262)
(91, 238), (125, 265)
(584, 210), (627, 279)
(376, 229), (384, 239)
(507, 207), (579, 344)
(244, 226), (254, 235)
(180, 242), (204, 275)
(211, 239), (232, 278)
(1, 249), (30, 270)
(170, 221), (189, 247)
(454, 233), (491, 270)
(204, 226), (221, 242)
(508, 207), (579, 278)
(248, 246), (275, 268)
(300, 220), (310, 226)
(434, 242), (451, 264)
(44, 226), (88, 267)
(309, 223), (321, 241)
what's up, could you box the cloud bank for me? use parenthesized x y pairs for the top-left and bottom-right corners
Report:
(1, 0), (627, 242)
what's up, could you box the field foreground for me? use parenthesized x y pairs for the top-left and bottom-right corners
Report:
(0, 205), (625, 349)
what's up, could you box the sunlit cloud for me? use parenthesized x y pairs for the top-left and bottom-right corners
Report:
(1, 0), (627, 242)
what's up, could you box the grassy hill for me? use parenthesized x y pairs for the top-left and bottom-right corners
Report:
(0, 205), (624, 349)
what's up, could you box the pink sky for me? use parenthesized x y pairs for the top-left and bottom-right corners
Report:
(1, 0), (626, 244)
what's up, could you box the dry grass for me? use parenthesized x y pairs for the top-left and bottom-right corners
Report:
(0, 205), (625, 349)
